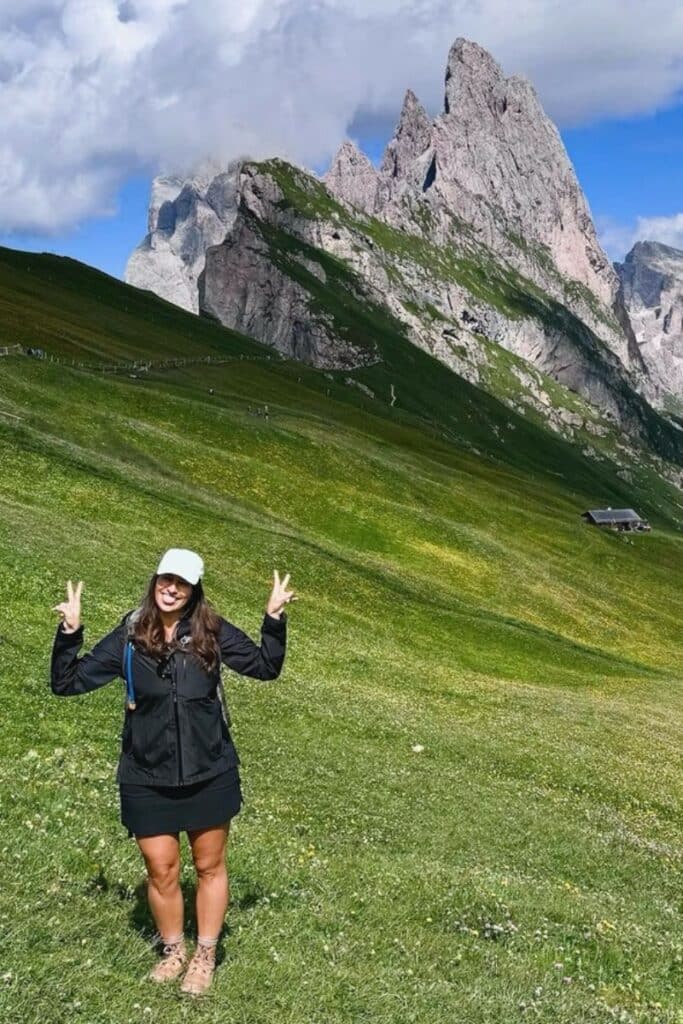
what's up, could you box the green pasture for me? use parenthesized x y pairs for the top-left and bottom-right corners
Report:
(0, 251), (681, 1023)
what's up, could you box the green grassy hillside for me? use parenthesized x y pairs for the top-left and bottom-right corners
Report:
(0, 248), (682, 1024)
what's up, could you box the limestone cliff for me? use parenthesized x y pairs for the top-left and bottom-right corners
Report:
(199, 159), (666, 441)
(616, 241), (683, 406)
(126, 163), (242, 313)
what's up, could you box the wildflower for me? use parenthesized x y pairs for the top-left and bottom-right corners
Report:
(411, 744), (425, 753)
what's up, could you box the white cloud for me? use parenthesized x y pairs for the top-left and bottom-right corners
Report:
(632, 213), (683, 253)
(599, 213), (683, 261)
(2, 0), (683, 233)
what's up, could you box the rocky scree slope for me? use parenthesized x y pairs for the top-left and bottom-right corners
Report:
(616, 241), (683, 410)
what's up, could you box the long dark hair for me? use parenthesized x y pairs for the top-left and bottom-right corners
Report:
(132, 576), (221, 671)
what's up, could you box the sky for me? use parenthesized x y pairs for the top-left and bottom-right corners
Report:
(1, 1), (682, 280)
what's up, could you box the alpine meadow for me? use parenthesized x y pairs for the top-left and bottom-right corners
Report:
(0, 238), (681, 1024)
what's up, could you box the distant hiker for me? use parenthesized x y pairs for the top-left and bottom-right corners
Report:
(51, 550), (294, 995)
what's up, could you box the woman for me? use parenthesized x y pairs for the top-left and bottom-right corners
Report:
(51, 547), (293, 996)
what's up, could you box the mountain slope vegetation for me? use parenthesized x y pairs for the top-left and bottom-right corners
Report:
(0, 247), (682, 1024)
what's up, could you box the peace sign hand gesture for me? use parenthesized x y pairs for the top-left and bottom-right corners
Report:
(266, 570), (296, 619)
(52, 579), (83, 634)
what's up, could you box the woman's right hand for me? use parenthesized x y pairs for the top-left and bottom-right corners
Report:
(52, 580), (83, 633)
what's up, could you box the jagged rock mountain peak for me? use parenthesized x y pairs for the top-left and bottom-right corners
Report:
(443, 37), (541, 120)
(328, 37), (621, 330)
(327, 139), (371, 169)
(633, 239), (683, 257)
(616, 240), (683, 401)
(388, 89), (432, 154)
(622, 239), (683, 270)
(432, 39), (614, 300)
(444, 37), (506, 114)
(380, 89), (433, 186)
(322, 140), (379, 214)
(401, 87), (430, 122)
(334, 36), (642, 373)
(617, 240), (683, 305)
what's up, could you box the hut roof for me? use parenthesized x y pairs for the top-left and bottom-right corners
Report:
(583, 508), (644, 524)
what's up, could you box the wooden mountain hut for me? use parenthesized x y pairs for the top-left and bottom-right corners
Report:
(581, 508), (651, 532)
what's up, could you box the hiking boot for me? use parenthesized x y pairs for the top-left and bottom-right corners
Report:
(180, 943), (216, 996)
(148, 938), (187, 982)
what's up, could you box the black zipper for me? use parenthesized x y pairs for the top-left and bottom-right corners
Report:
(171, 658), (184, 786)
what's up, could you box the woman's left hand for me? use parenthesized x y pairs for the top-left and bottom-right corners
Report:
(266, 570), (296, 618)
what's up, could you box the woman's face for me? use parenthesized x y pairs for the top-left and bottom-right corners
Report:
(154, 573), (193, 615)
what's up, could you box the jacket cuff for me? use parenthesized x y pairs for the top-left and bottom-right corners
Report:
(263, 611), (287, 633)
(55, 623), (84, 646)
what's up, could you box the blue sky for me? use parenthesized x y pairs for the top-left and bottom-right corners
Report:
(563, 104), (683, 259)
(0, 176), (152, 281)
(1, 101), (681, 281)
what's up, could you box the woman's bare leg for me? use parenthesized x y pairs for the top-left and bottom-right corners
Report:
(188, 822), (230, 940)
(179, 824), (230, 994)
(136, 832), (183, 940)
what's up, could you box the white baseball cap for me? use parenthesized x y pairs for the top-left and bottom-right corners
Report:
(156, 548), (204, 585)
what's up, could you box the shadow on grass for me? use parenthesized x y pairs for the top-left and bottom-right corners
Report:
(83, 868), (255, 969)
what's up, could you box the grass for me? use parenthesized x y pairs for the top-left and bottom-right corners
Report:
(0, 245), (267, 363)
(0, 249), (682, 1024)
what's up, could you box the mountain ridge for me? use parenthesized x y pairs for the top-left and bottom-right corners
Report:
(124, 37), (683, 484)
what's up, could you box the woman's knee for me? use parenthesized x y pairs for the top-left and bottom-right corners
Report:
(189, 824), (229, 880)
(193, 855), (226, 882)
(146, 855), (181, 894)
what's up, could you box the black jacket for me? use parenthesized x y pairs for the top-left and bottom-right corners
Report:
(51, 611), (287, 786)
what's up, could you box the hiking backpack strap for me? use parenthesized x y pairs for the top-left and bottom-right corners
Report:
(123, 641), (136, 710)
(218, 666), (232, 730)
(120, 611), (137, 711)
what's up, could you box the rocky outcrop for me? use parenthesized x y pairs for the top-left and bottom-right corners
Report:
(322, 141), (379, 216)
(324, 38), (643, 378)
(199, 194), (377, 370)
(378, 89), (433, 197)
(616, 241), (683, 403)
(434, 39), (615, 300)
(125, 162), (242, 313)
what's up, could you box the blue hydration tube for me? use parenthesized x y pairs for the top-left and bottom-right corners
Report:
(124, 641), (136, 710)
